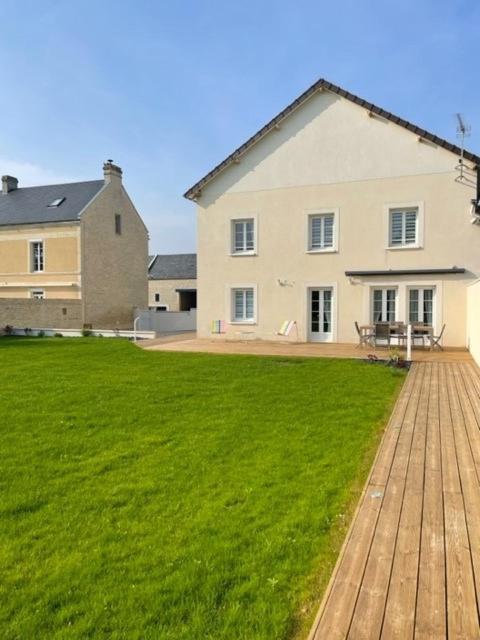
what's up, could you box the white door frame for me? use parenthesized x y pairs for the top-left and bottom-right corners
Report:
(306, 283), (337, 343)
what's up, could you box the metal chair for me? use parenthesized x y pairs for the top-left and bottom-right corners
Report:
(374, 323), (391, 347)
(431, 324), (446, 351)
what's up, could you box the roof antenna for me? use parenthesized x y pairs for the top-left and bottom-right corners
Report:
(455, 114), (475, 185)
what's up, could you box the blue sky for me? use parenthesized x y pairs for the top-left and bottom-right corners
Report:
(0, 0), (479, 253)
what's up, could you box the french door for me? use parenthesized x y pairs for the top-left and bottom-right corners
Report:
(309, 287), (333, 342)
(372, 288), (397, 323)
(409, 287), (434, 325)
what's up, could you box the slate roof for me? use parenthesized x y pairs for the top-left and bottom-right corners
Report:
(0, 180), (104, 226)
(148, 254), (197, 280)
(184, 77), (480, 200)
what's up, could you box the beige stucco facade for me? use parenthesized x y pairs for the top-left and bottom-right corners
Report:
(148, 278), (197, 311)
(0, 223), (81, 299)
(194, 90), (479, 348)
(0, 164), (148, 329)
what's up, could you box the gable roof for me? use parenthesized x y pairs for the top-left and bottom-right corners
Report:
(148, 253), (197, 280)
(184, 78), (480, 200)
(0, 180), (104, 226)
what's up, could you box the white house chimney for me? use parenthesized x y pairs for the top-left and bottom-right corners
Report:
(2, 175), (18, 194)
(103, 160), (122, 185)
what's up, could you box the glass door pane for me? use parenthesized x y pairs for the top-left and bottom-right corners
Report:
(322, 290), (332, 333)
(386, 289), (396, 322)
(423, 289), (433, 325)
(409, 289), (419, 322)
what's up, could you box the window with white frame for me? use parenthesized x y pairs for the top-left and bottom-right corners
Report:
(31, 241), (44, 272)
(309, 213), (335, 250)
(389, 208), (418, 247)
(31, 289), (45, 300)
(232, 288), (255, 322)
(409, 287), (434, 325)
(372, 288), (397, 322)
(232, 219), (255, 254)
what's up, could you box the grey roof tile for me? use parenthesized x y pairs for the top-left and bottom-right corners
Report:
(0, 180), (104, 226)
(148, 254), (197, 280)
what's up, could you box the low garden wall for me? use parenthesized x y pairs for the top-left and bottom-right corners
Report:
(0, 299), (83, 330)
(135, 308), (197, 333)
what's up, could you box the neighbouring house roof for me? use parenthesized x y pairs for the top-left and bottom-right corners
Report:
(0, 180), (104, 226)
(148, 253), (197, 280)
(345, 268), (466, 277)
(184, 78), (480, 200)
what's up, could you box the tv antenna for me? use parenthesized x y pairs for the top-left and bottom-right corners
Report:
(455, 113), (475, 186)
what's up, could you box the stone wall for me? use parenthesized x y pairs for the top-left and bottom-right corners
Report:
(81, 176), (148, 329)
(0, 299), (82, 329)
(148, 278), (197, 311)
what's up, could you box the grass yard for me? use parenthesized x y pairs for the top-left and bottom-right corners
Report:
(0, 338), (405, 640)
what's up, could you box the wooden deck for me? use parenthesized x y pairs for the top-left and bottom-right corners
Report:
(141, 337), (471, 363)
(308, 361), (480, 639)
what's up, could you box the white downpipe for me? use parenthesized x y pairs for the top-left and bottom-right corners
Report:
(133, 316), (140, 343)
(407, 323), (412, 361)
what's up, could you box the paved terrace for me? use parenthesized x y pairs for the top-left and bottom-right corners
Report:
(140, 335), (471, 363)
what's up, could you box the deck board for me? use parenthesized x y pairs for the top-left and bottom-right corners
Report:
(309, 361), (480, 640)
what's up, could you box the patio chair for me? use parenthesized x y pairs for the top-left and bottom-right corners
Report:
(211, 320), (226, 334)
(431, 324), (446, 351)
(276, 320), (297, 338)
(390, 322), (407, 347)
(374, 323), (391, 347)
(355, 321), (374, 347)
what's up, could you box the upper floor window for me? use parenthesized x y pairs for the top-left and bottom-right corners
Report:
(154, 293), (160, 302)
(308, 213), (335, 251)
(232, 219), (255, 254)
(389, 208), (418, 247)
(115, 213), (122, 235)
(31, 241), (44, 272)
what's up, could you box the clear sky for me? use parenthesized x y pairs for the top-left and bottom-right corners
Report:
(0, 0), (478, 253)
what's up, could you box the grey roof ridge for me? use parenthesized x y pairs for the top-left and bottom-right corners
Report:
(7, 178), (103, 190)
(184, 77), (480, 200)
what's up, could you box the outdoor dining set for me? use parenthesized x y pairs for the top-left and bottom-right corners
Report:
(355, 321), (446, 350)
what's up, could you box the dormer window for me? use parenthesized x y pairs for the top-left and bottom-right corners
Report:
(47, 197), (65, 208)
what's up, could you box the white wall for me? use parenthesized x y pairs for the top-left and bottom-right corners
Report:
(467, 281), (480, 365)
(201, 91), (465, 201)
(196, 89), (479, 347)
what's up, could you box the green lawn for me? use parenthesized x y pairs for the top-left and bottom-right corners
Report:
(0, 338), (405, 640)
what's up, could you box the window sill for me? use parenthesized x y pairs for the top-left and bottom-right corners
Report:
(230, 251), (257, 257)
(387, 245), (423, 251)
(306, 248), (337, 254)
(230, 320), (257, 325)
